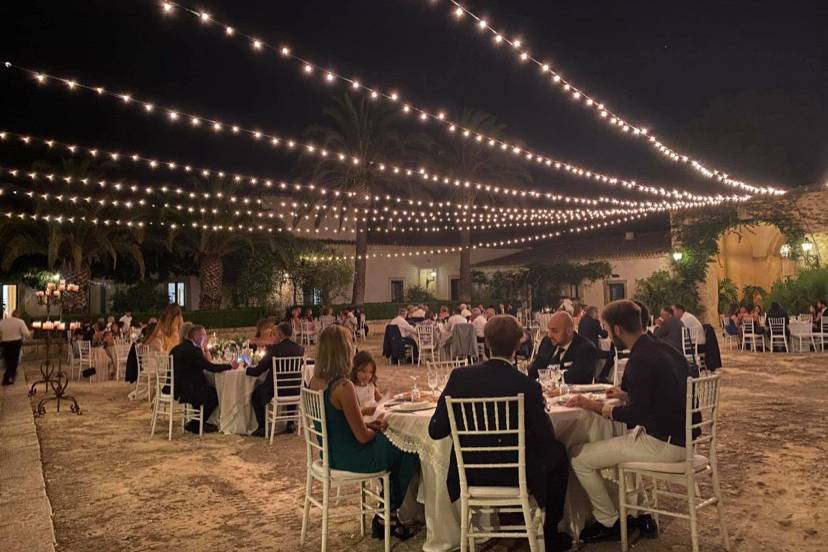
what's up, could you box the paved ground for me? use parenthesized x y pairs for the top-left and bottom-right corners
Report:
(8, 333), (828, 551)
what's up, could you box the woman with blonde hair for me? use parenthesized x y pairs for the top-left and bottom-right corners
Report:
(308, 325), (418, 540)
(144, 304), (183, 354)
(250, 317), (276, 351)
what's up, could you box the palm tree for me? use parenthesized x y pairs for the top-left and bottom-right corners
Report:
(163, 176), (290, 310)
(428, 109), (532, 302)
(0, 159), (146, 313)
(304, 93), (415, 306)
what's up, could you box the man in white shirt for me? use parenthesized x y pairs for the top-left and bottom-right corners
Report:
(1, 310), (32, 385)
(672, 303), (706, 345)
(471, 308), (487, 339)
(459, 303), (472, 318)
(119, 311), (133, 333)
(411, 305), (426, 318)
(446, 307), (469, 331)
(390, 308), (418, 339)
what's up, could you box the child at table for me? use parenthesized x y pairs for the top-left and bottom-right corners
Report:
(351, 351), (382, 416)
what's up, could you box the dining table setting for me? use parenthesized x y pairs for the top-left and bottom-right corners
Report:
(379, 365), (626, 551)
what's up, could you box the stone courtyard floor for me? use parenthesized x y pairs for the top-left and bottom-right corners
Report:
(6, 334), (828, 551)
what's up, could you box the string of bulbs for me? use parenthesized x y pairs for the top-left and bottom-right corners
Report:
(154, 1), (780, 200)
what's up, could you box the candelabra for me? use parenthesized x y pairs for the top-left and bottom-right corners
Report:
(27, 276), (82, 415)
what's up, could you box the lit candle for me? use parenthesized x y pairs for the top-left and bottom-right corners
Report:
(32, 321), (42, 328)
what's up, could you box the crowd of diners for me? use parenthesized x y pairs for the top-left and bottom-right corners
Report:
(722, 298), (827, 340)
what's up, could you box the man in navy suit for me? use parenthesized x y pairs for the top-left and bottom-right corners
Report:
(429, 315), (572, 551)
(529, 311), (598, 384)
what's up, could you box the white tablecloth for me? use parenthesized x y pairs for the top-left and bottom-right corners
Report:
(789, 321), (815, 351)
(206, 369), (262, 435)
(385, 402), (626, 551)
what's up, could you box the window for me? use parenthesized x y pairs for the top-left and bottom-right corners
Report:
(390, 279), (404, 303)
(167, 282), (185, 306)
(607, 282), (626, 302)
(450, 278), (461, 302)
(2, 284), (17, 318)
(310, 288), (322, 306)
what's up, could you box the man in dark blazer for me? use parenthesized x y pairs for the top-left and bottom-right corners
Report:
(170, 324), (235, 433)
(578, 306), (607, 347)
(653, 306), (685, 353)
(247, 322), (305, 437)
(429, 315), (572, 552)
(529, 311), (598, 384)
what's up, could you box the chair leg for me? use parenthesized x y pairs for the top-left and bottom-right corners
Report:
(149, 399), (158, 437)
(299, 474), (312, 546)
(321, 479), (330, 552)
(358, 481), (366, 537)
(269, 403), (278, 445)
(383, 474), (391, 552)
(619, 467), (629, 552)
(687, 472), (700, 552)
(199, 406), (204, 437)
(522, 498), (539, 552)
(711, 467), (731, 550)
(168, 402), (174, 441)
(460, 498), (469, 552)
(652, 476), (660, 529)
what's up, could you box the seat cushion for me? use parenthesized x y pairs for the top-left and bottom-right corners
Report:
(621, 454), (709, 474)
(311, 460), (388, 482)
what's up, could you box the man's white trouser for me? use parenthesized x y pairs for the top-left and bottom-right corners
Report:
(571, 427), (686, 526)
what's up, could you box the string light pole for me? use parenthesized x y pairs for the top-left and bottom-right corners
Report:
(28, 274), (83, 416)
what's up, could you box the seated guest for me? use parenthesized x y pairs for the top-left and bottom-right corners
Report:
(446, 307), (468, 331)
(411, 304), (426, 318)
(654, 306), (685, 352)
(437, 305), (450, 322)
(250, 317), (277, 351)
(309, 326), (419, 540)
(170, 324), (235, 433)
(341, 307), (358, 333)
(577, 306), (607, 347)
(725, 309), (740, 336)
(92, 320), (116, 378)
(429, 315), (572, 552)
(566, 300), (693, 542)
(459, 303), (472, 318)
(816, 299), (828, 329)
(529, 311), (597, 384)
(751, 305), (765, 330)
(673, 303), (705, 345)
(470, 308), (486, 343)
(766, 301), (790, 338)
(319, 307), (336, 328)
(247, 322), (305, 437)
(390, 308), (419, 356)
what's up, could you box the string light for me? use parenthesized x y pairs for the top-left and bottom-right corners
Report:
(147, 1), (783, 199)
(4, 63), (752, 210)
(424, 0), (784, 195)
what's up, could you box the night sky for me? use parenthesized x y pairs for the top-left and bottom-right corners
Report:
(2, 0), (826, 241)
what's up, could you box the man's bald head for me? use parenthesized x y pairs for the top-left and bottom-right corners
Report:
(547, 311), (575, 347)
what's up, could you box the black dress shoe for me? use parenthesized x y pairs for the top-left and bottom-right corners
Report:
(203, 423), (219, 433)
(251, 427), (266, 437)
(281, 422), (295, 434)
(635, 514), (658, 538)
(184, 420), (201, 434)
(579, 519), (621, 543)
(371, 514), (414, 541)
(545, 531), (573, 551)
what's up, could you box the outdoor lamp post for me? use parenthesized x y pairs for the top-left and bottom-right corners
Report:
(780, 244), (791, 258)
(672, 250), (684, 262)
(28, 274), (82, 415)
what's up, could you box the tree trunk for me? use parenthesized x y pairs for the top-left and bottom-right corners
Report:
(460, 228), (472, 302)
(199, 254), (224, 310)
(62, 264), (91, 314)
(351, 217), (368, 306)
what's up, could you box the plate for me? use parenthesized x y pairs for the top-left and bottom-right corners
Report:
(571, 383), (612, 393)
(390, 401), (435, 413)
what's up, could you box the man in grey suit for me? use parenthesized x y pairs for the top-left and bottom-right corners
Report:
(654, 306), (685, 352)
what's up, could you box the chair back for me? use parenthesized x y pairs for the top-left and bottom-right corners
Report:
(822, 318), (828, 333)
(153, 353), (173, 399)
(450, 323), (477, 358)
(681, 327), (696, 356)
(273, 356), (305, 397)
(768, 317), (786, 336)
(797, 313), (811, 323)
(77, 340), (91, 362)
(741, 319), (756, 335)
(446, 394), (527, 497)
(300, 387), (328, 470)
(426, 358), (469, 372)
(718, 314), (728, 329)
(613, 354), (628, 387)
(685, 374), (722, 466)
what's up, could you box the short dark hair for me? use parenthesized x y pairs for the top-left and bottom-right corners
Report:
(602, 300), (643, 334)
(673, 303), (686, 312)
(277, 321), (293, 338)
(484, 315), (524, 357)
(633, 300), (650, 329)
(187, 324), (206, 340)
(662, 306), (674, 316)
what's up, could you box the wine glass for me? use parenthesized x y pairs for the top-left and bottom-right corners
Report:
(427, 366), (439, 397)
(559, 370), (569, 396)
(409, 376), (420, 401)
(551, 367), (562, 391)
(537, 368), (550, 391)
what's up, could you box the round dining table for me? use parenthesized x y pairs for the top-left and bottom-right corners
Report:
(384, 398), (626, 551)
(205, 369), (266, 435)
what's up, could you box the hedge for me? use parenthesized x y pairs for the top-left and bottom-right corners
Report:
(62, 308), (266, 329)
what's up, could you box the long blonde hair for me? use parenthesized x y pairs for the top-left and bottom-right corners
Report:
(147, 304), (183, 353)
(314, 325), (353, 381)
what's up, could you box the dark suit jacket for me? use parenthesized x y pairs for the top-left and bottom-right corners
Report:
(170, 340), (232, 405)
(428, 359), (568, 507)
(246, 338), (305, 396)
(428, 359), (569, 506)
(654, 316), (685, 353)
(577, 316), (607, 348)
(528, 332), (597, 384)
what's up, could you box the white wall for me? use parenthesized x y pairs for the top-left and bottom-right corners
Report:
(332, 245), (525, 303)
(580, 255), (671, 308)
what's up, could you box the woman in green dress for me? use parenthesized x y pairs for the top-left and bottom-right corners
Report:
(308, 325), (419, 540)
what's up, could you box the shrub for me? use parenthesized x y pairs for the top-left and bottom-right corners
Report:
(718, 278), (739, 315)
(767, 268), (828, 315)
(405, 285), (436, 303)
(111, 283), (168, 313)
(634, 270), (701, 315)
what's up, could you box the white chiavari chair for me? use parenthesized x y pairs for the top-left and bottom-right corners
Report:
(299, 387), (391, 552)
(265, 356), (305, 444)
(767, 317), (788, 353)
(815, 319), (828, 352)
(134, 345), (156, 403)
(150, 354), (184, 440)
(740, 319), (764, 352)
(113, 340), (132, 381)
(446, 394), (543, 552)
(618, 374), (730, 552)
(417, 323), (437, 366)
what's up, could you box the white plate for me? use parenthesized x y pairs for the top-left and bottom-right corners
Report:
(571, 383), (612, 393)
(390, 401), (435, 413)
